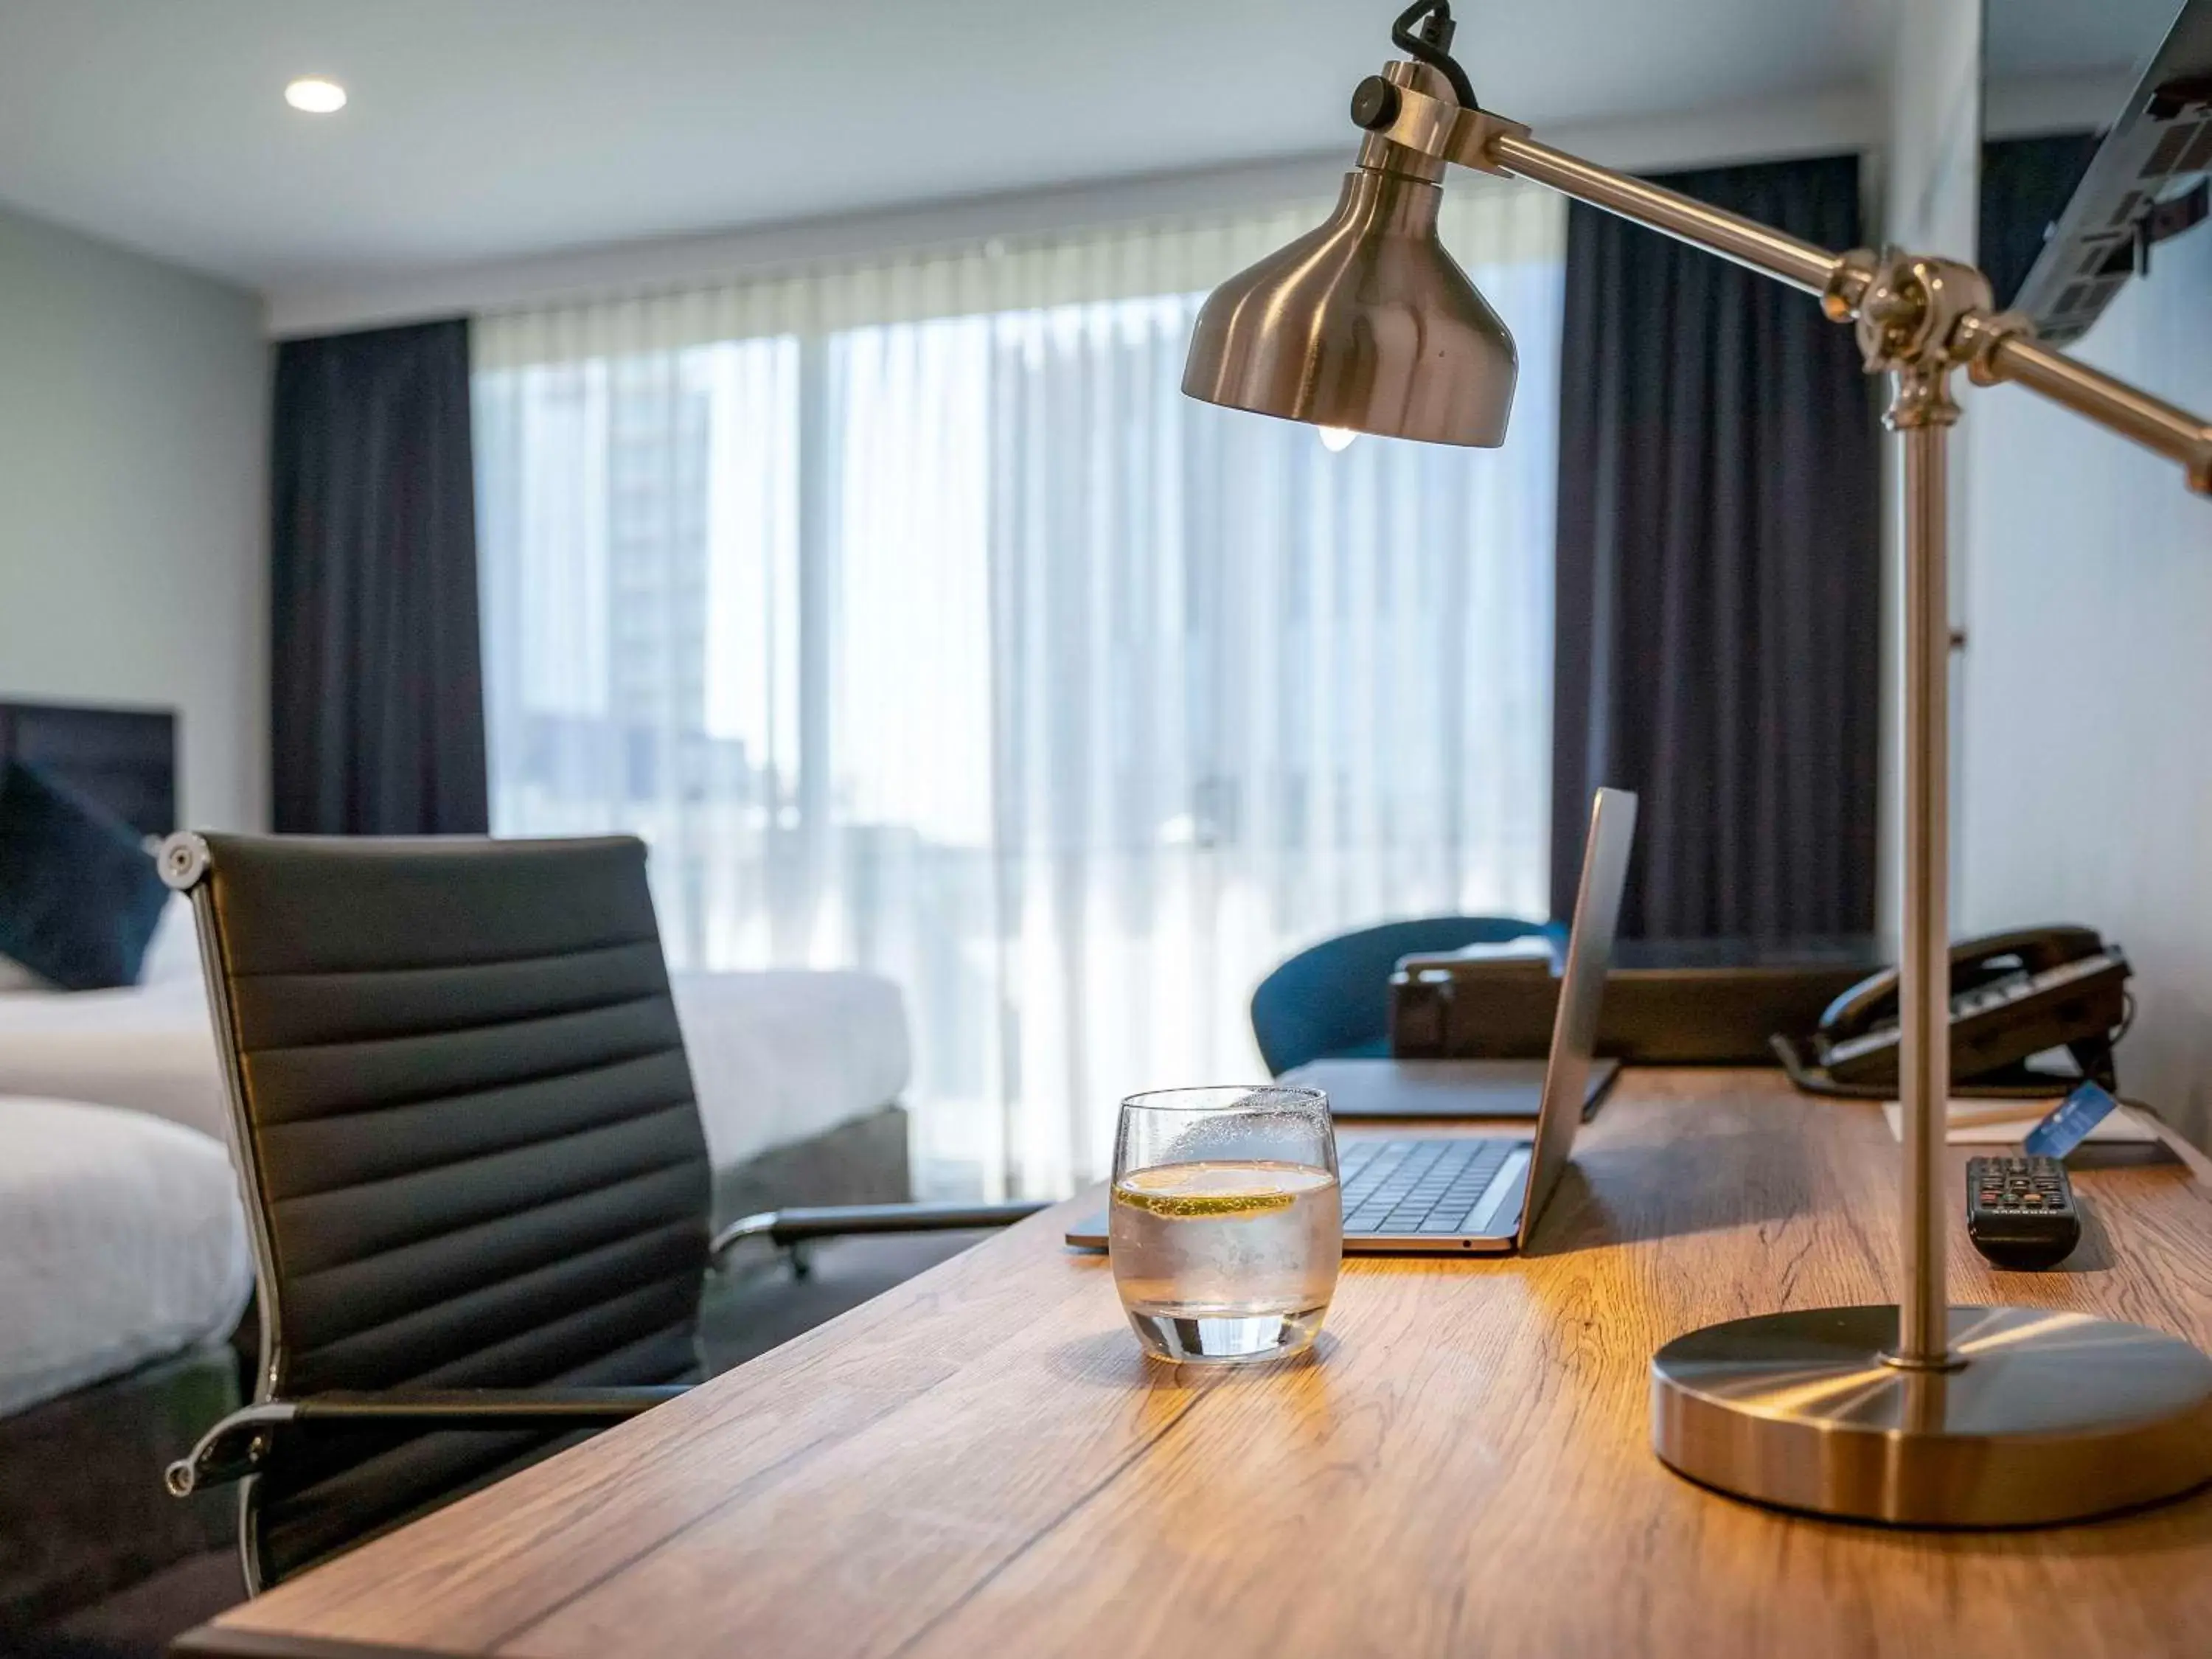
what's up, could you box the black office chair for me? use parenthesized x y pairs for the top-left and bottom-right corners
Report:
(159, 832), (1040, 1593)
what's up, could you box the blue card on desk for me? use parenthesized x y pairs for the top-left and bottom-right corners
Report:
(2022, 1081), (2121, 1159)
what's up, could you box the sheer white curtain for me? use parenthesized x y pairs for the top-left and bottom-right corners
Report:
(473, 181), (1565, 1195)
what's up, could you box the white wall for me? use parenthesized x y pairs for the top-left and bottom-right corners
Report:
(1956, 226), (2212, 1144)
(0, 204), (268, 830)
(1875, 0), (1984, 947)
(1883, 0), (1984, 259)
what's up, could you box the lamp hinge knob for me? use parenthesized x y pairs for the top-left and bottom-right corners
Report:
(1351, 76), (1402, 132)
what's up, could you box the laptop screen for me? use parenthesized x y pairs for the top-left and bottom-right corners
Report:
(1515, 787), (1638, 1247)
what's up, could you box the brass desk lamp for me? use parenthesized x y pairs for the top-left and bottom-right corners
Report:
(1184, 0), (2212, 1527)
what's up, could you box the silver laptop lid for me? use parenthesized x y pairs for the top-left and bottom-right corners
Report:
(1515, 787), (1638, 1248)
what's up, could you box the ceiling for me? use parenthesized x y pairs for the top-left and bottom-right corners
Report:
(0, 0), (1892, 294)
(0, 0), (2173, 299)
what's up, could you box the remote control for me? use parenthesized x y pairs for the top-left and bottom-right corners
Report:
(1966, 1155), (2081, 1270)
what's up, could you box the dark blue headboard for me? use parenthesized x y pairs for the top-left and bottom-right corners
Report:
(0, 700), (178, 839)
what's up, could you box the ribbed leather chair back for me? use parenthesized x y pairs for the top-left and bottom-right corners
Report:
(178, 834), (712, 1587)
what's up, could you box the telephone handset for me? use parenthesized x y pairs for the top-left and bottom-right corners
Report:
(1817, 926), (2109, 1046)
(1774, 926), (2130, 1098)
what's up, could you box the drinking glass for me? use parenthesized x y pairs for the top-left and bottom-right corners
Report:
(1109, 1085), (1342, 1364)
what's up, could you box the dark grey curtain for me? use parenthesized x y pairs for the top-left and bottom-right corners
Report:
(1551, 154), (1880, 938)
(1979, 131), (2099, 310)
(271, 319), (488, 834)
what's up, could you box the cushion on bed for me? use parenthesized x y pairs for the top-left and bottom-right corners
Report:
(0, 1096), (251, 1419)
(0, 761), (170, 991)
(0, 898), (192, 991)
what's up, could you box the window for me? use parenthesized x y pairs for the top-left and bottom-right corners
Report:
(473, 187), (1565, 1194)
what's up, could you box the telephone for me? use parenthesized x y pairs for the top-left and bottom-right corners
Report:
(1773, 926), (2131, 1099)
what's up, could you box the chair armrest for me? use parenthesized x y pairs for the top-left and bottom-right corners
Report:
(165, 1385), (686, 1497)
(710, 1200), (1050, 1259)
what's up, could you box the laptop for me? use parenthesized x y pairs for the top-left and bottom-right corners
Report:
(1293, 1056), (1621, 1121)
(1067, 786), (1638, 1256)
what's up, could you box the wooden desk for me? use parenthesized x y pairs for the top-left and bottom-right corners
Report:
(185, 1071), (2212, 1659)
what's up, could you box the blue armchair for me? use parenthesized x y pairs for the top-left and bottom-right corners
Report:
(1249, 915), (1559, 1076)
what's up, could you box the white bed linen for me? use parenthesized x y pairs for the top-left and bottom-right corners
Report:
(0, 897), (229, 1138)
(0, 975), (231, 1141)
(0, 898), (912, 1172)
(0, 1097), (253, 1418)
(669, 969), (911, 1170)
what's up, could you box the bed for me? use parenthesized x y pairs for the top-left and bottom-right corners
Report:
(0, 1096), (251, 1630)
(0, 1098), (251, 1420)
(0, 702), (246, 1631)
(0, 700), (919, 1217)
(0, 896), (917, 1214)
(0, 903), (231, 1138)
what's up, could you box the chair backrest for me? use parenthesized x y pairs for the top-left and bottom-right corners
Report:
(1249, 916), (1559, 1075)
(163, 832), (712, 1589)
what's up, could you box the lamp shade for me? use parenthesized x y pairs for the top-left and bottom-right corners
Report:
(1180, 166), (1518, 446)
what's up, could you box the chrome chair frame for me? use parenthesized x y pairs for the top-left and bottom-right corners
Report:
(159, 832), (1043, 1593)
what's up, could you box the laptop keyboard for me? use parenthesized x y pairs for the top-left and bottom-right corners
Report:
(1339, 1138), (1520, 1237)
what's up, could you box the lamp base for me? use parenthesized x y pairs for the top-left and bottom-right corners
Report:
(1651, 1304), (2212, 1526)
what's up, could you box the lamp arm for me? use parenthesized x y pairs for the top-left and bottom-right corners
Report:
(1491, 132), (1846, 296)
(1357, 79), (2212, 493)
(1962, 323), (2212, 493)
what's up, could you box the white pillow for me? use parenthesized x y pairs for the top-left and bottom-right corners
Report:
(0, 956), (49, 992)
(138, 895), (204, 986)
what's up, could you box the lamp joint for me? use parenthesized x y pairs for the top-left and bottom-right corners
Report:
(1353, 71), (1528, 176)
(1957, 308), (2041, 389)
(1820, 248), (1879, 324)
(1850, 250), (1994, 380)
(1886, 363), (1961, 432)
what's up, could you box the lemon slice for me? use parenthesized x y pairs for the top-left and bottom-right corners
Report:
(1111, 1161), (1332, 1220)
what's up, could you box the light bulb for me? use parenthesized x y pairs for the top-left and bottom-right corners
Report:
(285, 77), (348, 114)
(1319, 425), (1357, 453)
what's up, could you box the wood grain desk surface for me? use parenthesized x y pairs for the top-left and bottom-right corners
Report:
(188, 1071), (2212, 1659)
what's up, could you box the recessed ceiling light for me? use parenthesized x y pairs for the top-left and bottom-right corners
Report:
(284, 77), (347, 114)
